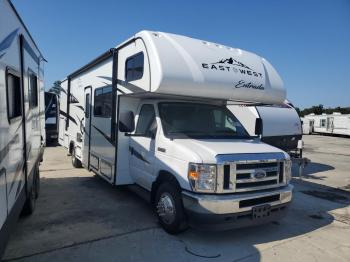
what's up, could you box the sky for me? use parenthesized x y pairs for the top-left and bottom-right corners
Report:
(11, 0), (350, 109)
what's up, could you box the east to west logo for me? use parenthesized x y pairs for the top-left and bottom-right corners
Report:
(202, 57), (263, 78)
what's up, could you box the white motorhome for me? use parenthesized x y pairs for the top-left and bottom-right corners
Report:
(59, 31), (293, 233)
(0, 0), (45, 255)
(45, 92), (59, 143)
(304, 113), (350, 136)
(228, 101), (303, 156)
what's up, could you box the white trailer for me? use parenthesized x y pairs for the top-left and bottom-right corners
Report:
(301, 117), (314, 135)
(304, 113), (350, 136)
(59, 31), (293, 233)
(228, 101), (303, 155)
(0, 0), (45, 255)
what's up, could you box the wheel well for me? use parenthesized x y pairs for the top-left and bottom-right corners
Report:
(151, 170), (181, 204)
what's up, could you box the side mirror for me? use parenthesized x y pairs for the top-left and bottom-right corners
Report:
(119, 111), (135, 133)
(255, 118), (263, 136)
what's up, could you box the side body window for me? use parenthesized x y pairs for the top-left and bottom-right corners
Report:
(85, 93), (90, 118)
(94, 86), (112, 117)
(125, 52), (144, 82)
(135, 104), (157, 137)
(28, 71), (38, 108)
(6, 69), (22, 120)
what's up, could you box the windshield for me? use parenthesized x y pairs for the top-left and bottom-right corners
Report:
(158, 102), (251, 139)
(45, 93), (58, 120)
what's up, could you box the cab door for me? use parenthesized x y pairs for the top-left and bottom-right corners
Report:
(82, 87), (92, 168)
(129, 104), (157, 189)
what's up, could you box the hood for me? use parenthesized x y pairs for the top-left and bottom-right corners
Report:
(174, 139), (287, 163)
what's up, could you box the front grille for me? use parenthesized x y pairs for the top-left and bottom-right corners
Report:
(236, 162), (278, 170)
(217, 159), (285, 193)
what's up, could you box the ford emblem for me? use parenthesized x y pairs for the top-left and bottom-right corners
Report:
(252, 170), (266, 179)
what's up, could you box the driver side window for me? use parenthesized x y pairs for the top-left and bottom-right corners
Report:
(135, 104), (157, 137)
(213, 109), (237, 132)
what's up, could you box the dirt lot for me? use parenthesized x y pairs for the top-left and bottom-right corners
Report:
(2, 135), (350, 261)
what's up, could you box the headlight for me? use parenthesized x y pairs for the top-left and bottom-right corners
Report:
(284, 159), (292, 183)
(188, 163), (217, 192)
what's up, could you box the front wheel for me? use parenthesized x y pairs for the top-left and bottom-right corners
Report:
(71, 147), (82, 168)
(155, 182), (188, 234)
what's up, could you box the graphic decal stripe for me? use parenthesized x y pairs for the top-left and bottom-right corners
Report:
(9, 161), (24, 194)
(74, 105), (84, 111)
(92, 125), (115, 146)
(15, 179), (23, 199)
(59, 110), (78, 125)
(116, 79), (144, 93)
(129, 147), (150, 164)
(0, 28), (19, 57)
(0, 134), (20, 165)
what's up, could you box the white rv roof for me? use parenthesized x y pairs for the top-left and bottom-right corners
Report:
(136, 31), (286, 104)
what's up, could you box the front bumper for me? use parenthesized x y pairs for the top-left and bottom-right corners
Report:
(182, 184), (293, 230)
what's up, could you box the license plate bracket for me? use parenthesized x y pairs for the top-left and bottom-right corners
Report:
(252, 204), (271, 219)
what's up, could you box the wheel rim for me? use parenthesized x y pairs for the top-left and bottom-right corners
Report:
(156, 193), (176, 224)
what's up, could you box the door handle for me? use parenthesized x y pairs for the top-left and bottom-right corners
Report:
(157, 147), (166, 153)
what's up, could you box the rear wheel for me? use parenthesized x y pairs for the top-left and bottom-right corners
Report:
(22, 165), (39, 215)
(155, 182), (188, 234)
(71, 147), (82, 168)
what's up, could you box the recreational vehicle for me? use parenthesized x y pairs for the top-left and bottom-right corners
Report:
(59, 31), (293, 233)
(228, 101), (303, 156)
(45, 92), (59, 143)
(301, 117), (314, 135)
(304, 113), (350, 136)
(0, 0), (45, 255)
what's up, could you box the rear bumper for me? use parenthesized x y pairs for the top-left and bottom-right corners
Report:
(182, 184), (293, 230)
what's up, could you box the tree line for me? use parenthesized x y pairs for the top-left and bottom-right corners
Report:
(295, 104), (350, 117)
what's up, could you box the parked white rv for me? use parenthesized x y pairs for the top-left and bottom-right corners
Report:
(45, 92), (59, 143)
(59, 31), (293, 233)
(304, 113), (350, 136)
(0, 0), (45, 255)
(228, 101), (303, 156)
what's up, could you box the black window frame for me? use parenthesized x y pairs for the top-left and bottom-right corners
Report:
(28, 68), (38, 109)
(93, 86), (112, 118)
(125, 52), (144, 82)
(5, 67), (22, 123)
(134, 104), (157, 138)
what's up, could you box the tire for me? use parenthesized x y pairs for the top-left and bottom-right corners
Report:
(71, 147), (82, 168)
(155, 182), (188, 234)
(35, 166), (40, 199)
(22, 166), (38, 215)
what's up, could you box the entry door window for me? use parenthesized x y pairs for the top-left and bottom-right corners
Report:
(85, 93), (90, 118)
(135, 104), (157, 137)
